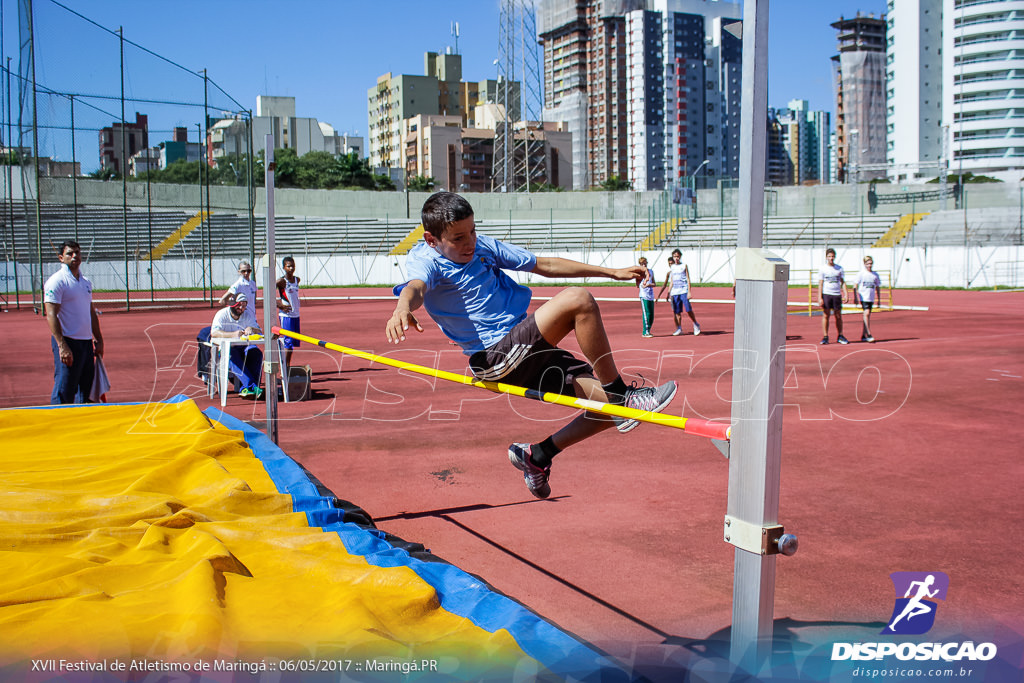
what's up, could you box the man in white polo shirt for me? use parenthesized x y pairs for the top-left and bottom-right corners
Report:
(44, 239), (105, 404)
(210, 292), (264, 399)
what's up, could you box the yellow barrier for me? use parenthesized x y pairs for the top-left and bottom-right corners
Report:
(389, 224), (425, 255)
(873, 213), (927, 248)
(144, 210), (209, 261)
(636, 217), (684, 251)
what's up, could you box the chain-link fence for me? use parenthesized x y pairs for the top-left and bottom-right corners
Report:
(2, 0), (253, 310)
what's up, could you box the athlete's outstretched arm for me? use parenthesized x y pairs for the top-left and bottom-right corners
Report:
(386, 279), (426, 344)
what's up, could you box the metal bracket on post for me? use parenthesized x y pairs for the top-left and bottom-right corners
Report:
(724, 516), (798, 557)
(735, 247), (789, 283)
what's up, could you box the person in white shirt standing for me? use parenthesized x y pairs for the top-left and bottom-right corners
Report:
(276, 256), (302, 368)
(219, 260), (257, 306)
(637, 256), (656, 338)
(853, 255), (883, 342)
(818, 247), (849, 345)
(657, 248), (701, 336)
(44, 239), (105, 404)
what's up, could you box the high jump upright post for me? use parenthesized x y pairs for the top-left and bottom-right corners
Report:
(263, 135), (280, 443)
(728, 0), (796, 672)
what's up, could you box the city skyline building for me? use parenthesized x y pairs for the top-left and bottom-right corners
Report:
(367, 51), (511, 171)
(832, 12), (888, 183)
(401, 106), (572, 193)
(885, 0), (944, 182)
(943, 0), (1024, 183)
(778, 99), (832, 185)
(207, 97), (363, 169)
(99, 113), (149, 175)
(538, 0), (645, 190)
(539, 0), (743, 192)
(626, 0), (743, 192)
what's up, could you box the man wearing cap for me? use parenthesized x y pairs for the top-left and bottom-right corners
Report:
(210, 292), (264, 398)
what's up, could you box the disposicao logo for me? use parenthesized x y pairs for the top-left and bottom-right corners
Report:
(882, 571), (949, 635)
(831, 571), (998, 662)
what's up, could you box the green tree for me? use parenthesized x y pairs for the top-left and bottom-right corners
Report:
(374, 173), (396, 191)
(88, 166), (119, 181)
(154, 159), (201, 184)
(597, 175), (631, 191)
(211, 154), (258, 186)
(0, 150), (24, 165)
(407, 175), (436, 192)
(294, 150), (340, 189)
(336, 152), (376, 189)
(529, 181), (563, 192)
(928, 172), (1001, 184)
(272, 148), (300, 188)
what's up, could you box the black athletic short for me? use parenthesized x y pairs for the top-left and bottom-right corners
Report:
(821, 294), (843, 313)
(468, 314), (593, 397)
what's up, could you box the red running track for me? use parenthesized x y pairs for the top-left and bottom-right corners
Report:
(1, 284), (1021, 679)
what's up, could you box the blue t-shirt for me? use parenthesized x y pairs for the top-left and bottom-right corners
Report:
(394, 234), (537, 354)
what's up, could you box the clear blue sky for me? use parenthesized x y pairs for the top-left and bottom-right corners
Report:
(3, 0), (886, 173)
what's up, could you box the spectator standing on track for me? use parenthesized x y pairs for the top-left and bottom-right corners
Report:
(211, 292), (264, 399)
(853, 255), (883, 343)
(657, 248), (701, 336)
(818, 247), (849, 345)
(638, 257), (656, 338)
(386, 192), (678, 500)
(276, 256), (302, 369)
(219, 260), (257, 306)
(44, 239), (105, 404)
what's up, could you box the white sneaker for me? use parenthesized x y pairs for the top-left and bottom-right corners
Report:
(672, 328), (682, 336)
(693, 324), (701, 336)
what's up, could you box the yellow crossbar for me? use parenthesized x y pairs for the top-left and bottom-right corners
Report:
(272, 326), (732, 441)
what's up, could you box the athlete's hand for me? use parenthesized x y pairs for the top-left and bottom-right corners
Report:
(610, 265), (646, 282)
(386, 308), (423, 344)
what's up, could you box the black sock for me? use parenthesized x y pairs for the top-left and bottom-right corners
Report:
(602, 375), (629, 404)
(530, 437), (561, 469)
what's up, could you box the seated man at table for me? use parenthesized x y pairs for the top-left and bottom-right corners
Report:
(210, 292), (264, 399)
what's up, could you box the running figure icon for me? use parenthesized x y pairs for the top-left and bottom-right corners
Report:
(888, 574), (939, 631)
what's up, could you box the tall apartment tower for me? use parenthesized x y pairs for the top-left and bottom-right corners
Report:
(786, 99), (831, 185)
(885, 0), (944, 182)
(624, 0), (742, 192)
(538, 0), (645, 189)
(766, 101), (831, 186)
(943, 0), (1024, 182)
(831, 13), (887, 183)
(539, 0), (741, 191)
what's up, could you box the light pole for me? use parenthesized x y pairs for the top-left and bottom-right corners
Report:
(849, 128), (860, 214)
(690, 159), (709, 220)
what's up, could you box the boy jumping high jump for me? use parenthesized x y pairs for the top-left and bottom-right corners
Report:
(386, 192), (677, 499)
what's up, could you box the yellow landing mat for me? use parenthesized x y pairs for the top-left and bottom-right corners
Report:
(0, 398), (610, 681)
